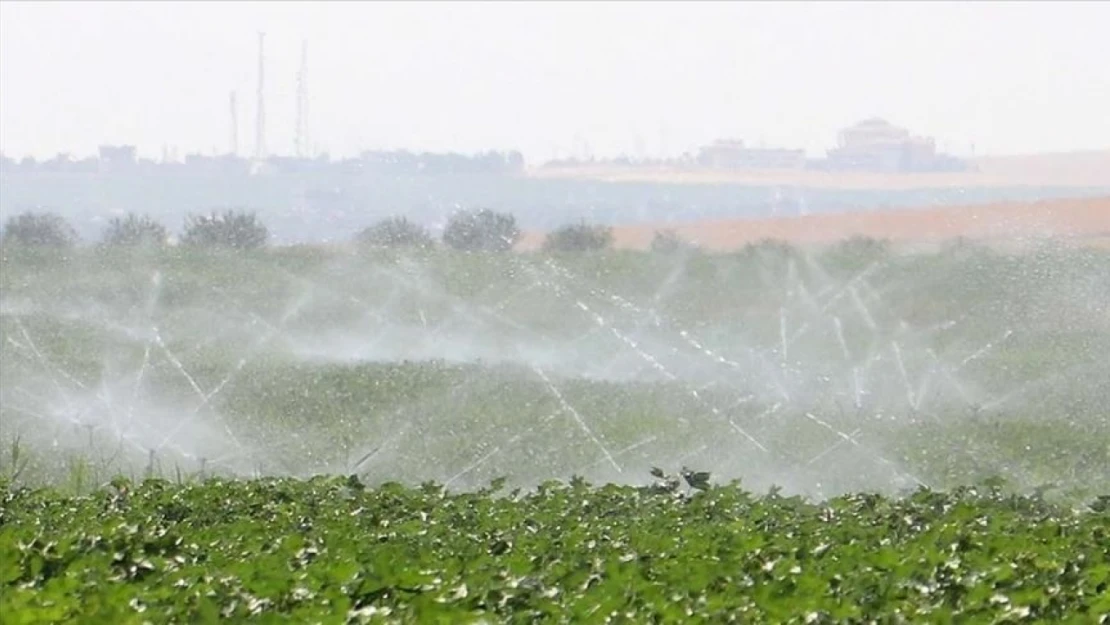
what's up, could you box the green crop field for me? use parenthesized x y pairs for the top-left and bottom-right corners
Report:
(3, 476), (1108, 623)
(2, 237), (1109, 622)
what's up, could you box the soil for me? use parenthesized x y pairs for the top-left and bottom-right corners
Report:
(517, 195), (1110, 252)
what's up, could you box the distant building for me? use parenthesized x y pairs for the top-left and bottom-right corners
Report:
(357, 149), (525, 175)
(822, 118), (968, 173)
(181, 153), (252, 175)
(697, 139), (806, 170)
(97, 145), (138, 172)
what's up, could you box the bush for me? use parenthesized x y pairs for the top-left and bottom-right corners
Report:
(941, 236), (993, 258)
(543, 222), (613, 253)
(828, 235), (891, 258)
(742, 238), (796, 259)
(650, 229), (698, 255)
(357, 216), (434, 249)
(101, 213), (169, 248)
(442, 209), (519, 252)
(1, 211), (79, 248)
(181, 210), (268, 250)
(821, 235), (892, 270)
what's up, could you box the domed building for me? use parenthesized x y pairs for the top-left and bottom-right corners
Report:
(824, 118), (966, 173)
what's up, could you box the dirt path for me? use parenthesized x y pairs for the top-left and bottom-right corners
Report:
(518, 196), (1110, 251)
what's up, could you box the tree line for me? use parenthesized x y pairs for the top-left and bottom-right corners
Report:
(0, 209), (696, 254)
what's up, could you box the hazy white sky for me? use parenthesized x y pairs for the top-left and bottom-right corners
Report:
(2, 1), (1108, 162)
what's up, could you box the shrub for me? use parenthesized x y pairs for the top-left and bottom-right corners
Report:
(542, 222), (613, 253)
(101, 213), (169, 248)
(1, 211), (79, 248)
(442, 209), (519, 252)
(357, 216), (434, 249)
(828, 235), (891, 258)
(650, 229), (697, 255)
(821, 235), (892, 270)
(941, 236), (993, 258)
(181, 209), (268, 250)
(742, 238), (796, 259)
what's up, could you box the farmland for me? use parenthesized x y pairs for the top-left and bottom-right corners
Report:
(2, 235), (1109, 621)
(3, 475), (1108, 623)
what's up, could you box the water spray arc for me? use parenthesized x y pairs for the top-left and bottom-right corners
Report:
(2, 235), (1107, 497)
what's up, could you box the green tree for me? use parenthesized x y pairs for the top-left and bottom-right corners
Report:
(649, 229), (697, 255)
(181, 210), (268, 250)
(1, 211), (78, 248)
(442, 209), (519, 252)
(542, 221), (613, 253)
(101, 213), (168, 248)
(357, 216), (434, 249)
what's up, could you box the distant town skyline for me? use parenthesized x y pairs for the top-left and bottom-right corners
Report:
(0, 116), (974, 179)
(2, 2), (1109, 162)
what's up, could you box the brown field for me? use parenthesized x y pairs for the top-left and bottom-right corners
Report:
(517, 195), (1110, 252)
(527, 150), (1110, 190)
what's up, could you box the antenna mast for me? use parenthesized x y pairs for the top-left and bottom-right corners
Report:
(255, 31), (266, 160)
(295, 39), (309, 158)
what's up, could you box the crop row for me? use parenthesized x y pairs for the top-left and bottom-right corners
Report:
(2, 475), (1108, 623)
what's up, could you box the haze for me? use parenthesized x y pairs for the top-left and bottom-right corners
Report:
(1, 1), (1109, 162)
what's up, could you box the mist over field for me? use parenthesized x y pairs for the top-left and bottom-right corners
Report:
(1, 0), (1109, 498)
(3, 237), (1107, 501)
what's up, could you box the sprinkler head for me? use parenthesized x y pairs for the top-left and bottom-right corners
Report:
(681, 466), (711, 491)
